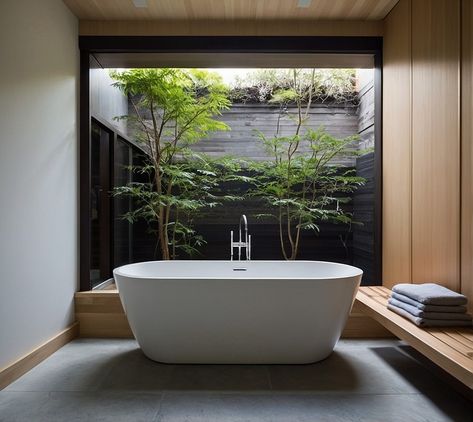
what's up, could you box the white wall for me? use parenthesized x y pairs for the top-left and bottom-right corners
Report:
(0, 0), (78, 369)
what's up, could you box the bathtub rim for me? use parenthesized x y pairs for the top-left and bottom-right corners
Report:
(113, 260), (363, 281)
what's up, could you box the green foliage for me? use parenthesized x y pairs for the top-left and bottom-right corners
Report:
(250, 127), (364, 260)
(111, 67), (365, 261)
(110, 68), (231, 259)
(229, 69), (357, 104)
(247, 69), (365, 260)
(111, 68), (230, 152)
(113, 153), (245, 259)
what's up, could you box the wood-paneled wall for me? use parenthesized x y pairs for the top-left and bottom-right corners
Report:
(382, 0), (412, 288)
(383, 0), (471, 302)
(461, 0), (473, 312)
(411, 0), (460, 290)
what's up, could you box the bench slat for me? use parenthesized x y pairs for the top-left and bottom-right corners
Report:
(443, 330), (473, 349)
(370, 286), (391, 298)
(456, 330), (473, 342)
(426, 330), (473, 359)
(356, 287), (473, 389)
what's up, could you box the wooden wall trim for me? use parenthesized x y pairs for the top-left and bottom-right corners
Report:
(79, 19), (383, 37)
(461, 0), (473, 312)
(0, 323), (79, 390)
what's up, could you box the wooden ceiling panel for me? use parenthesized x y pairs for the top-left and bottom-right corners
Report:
(63, 0), (400, 21)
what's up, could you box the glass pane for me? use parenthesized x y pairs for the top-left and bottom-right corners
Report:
(90, 120), (110, 288)
(90, 122), (101, 286)
(113, 138), (132, 268)
(131, 149), (156, 263)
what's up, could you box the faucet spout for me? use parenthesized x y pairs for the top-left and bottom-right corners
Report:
(239, 214), (248, 260)
(231, 214), (252, 261)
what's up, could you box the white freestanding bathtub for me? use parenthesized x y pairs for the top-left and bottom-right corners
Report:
(113, 260), (362, 364)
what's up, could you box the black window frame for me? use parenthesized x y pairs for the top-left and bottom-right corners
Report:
(79, 36), (383, 291)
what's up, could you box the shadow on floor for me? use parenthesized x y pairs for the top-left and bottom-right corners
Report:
(370, 345), (473, 418)
(97, 347), (361, 393)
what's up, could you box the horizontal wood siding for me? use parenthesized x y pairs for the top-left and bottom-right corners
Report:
(130, 102), (360, 165)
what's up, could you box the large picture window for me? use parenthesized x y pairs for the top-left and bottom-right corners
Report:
(80, 37), (382, 291)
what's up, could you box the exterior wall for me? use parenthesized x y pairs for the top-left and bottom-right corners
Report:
(123, 100), (360, 263)
(90, 59), (128, 134)
(352, 152), (376, 284)
(191, 103), (359, 165)
(352, 69), (376, 283)
(123, 93), (372, 265)
(0, 0), (78, 369)
(356, 69), (375, 151)
(129, 101), (359, 165)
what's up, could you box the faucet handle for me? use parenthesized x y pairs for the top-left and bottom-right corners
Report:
(248, 235), (251, 260)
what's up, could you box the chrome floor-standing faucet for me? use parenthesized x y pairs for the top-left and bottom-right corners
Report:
(230, 214), (251, 260)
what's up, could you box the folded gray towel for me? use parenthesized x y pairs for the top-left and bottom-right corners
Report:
(387, 304), (473, 327)
(392, 283), (468, 306)
(388, 298), (472, 320)
(391, 292), (468, 313)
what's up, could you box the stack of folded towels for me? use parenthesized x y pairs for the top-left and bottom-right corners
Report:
(388, 283), (472, 327)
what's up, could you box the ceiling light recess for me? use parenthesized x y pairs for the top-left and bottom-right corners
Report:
(132, 0), (148, 8)
(297, 0), (312, 8)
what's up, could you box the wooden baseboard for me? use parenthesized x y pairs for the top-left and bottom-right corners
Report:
(0, 322), (79, 390)
(75, 290), (393, 339)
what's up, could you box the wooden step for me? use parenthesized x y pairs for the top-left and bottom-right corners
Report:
(74, 284), (393, 340)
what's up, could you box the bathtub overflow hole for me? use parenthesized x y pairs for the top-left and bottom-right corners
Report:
(233, 268), (247, 271)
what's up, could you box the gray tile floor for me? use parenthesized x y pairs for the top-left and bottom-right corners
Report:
(1, 339), (472, 421)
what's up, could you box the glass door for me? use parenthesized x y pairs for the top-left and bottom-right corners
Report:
(90, 119), (112, 288)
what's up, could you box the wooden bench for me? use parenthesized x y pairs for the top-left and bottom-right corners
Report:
(356, 286), (473, 389)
